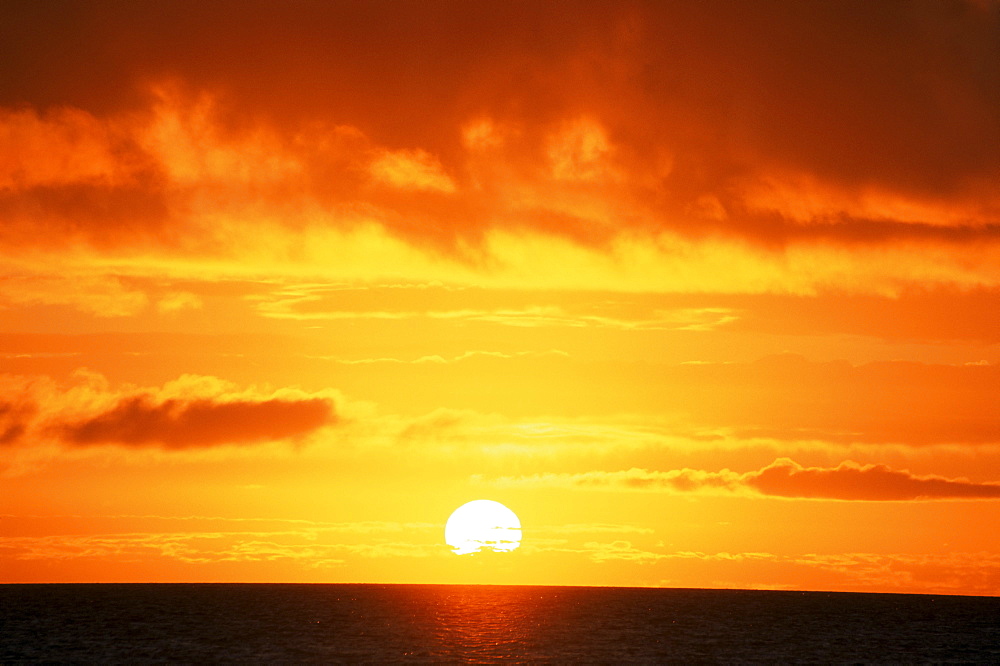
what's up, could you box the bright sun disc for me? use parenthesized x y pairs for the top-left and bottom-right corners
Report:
(445, 499), (522, 555)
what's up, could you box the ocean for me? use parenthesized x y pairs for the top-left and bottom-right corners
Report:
(2, 584), (998, 663)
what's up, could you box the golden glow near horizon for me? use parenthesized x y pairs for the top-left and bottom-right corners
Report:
(1, 1), (999, 595)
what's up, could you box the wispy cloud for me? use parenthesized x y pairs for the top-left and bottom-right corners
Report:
(370, 148), (456, 193)
(0, 532), (446, 569)
(0, 273), (148, 317)
(314, 349), (569, 365)
(0, 514), (448, 571)
(253, 294), (740, 330)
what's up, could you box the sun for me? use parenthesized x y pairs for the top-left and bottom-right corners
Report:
(445, 499), (522, 555)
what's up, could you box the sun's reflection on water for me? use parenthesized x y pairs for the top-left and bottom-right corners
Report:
(424, 585), (557, 662)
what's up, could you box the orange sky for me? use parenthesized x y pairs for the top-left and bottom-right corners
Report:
(1, 0), (998, 595)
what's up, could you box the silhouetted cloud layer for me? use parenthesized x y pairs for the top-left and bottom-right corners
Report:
(494, 458), (1000, 501)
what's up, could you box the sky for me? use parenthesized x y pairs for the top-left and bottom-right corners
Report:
(1, 0), (998, 595)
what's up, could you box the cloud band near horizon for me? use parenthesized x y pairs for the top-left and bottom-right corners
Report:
(488, 458), (1000, 501)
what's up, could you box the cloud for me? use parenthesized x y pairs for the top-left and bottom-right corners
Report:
(0, 372), (339, 450)
(317, 350), (570, 365)
(156, 291), (202, 313)
(6, 355), (971, 454)
(664, 550), (1000, 596)
(252, 286), (740, 330)
(7, 0), (995, 199)
(546, 117), (618, 183)
(645, 549), (1000, 596)
(59, 394), (333, 449)
(0, 401), (31, 445)
(494, 467), (743, 494)
(746, 458), (1000, 501)
(0, 273), (148, 317)
(491, 458), (1000, 501)
(394, 408), (505, 445)
(1, 513), (441, 538)
(370, 148), (456, 193)
(0, 514), (449, 573)
(536, 523), (654, 536)
(0, 532), (443, 570)
(0, 372), (684, 464)
(580, 540), (668, 564)
(0, 106), (144, 189)
(0, 3), (997, 295)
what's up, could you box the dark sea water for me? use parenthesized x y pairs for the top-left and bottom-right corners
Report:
(2, 584), (998, 664)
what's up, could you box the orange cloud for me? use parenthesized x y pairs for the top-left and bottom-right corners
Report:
(0, 84), (996, 301)
(0, 372), (339, 450)
(747, 459), (1000, 501)
(370, 148), (456, 193)
(140, 83), (302, 187)
(0, 400), (31, 445)
(493, 458), (1000, 501)
(546, 117), (618, 183)
(0, 530), (443, 570)
(0, 273), (148, 317)
(253, 295), (739, 331)
(58, 394), (333, 449)
(1, 1), (998, 297)
(0, 107), (144, 190)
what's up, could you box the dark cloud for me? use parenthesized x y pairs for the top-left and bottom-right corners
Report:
(0, 400), (34, 446)
(0, 0), (995, 253)
(746, 458), (1000, 501)
(0, 373), (339, 451)
(59, 394), (335, 449)
(503, 458), (1000, 501)
(0, 184), (171, 247)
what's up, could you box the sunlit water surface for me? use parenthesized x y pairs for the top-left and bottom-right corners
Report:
(3, 583), (998, 663)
